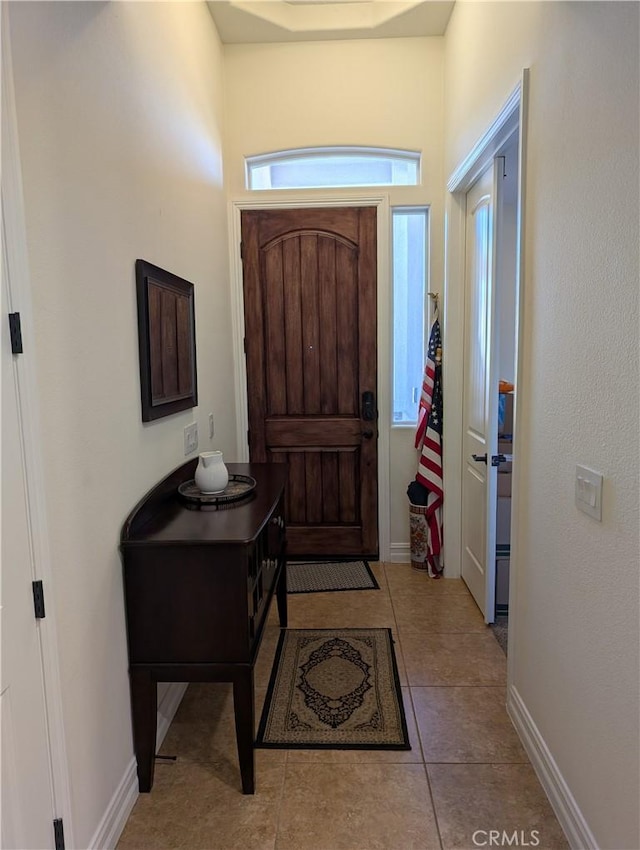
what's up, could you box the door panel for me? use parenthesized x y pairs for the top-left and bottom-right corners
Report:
(2, 234), (56, 849)
(242, 207), (377, 558)
(463, 462), (486, 579)
(461, 165), (497, 618)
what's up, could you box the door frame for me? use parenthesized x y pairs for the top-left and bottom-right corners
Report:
(442, 70), (528, 624)
(2, 8), (75, 845)
(228, 195), (391, 561)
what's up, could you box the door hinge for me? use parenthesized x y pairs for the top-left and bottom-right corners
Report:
(32, 580), (46, 619)
(247, 428), (250, 445)
(243, 337), (247, 354)
(8, 312), (23, 354)
(240, 241), (244, 261)
(53, 818), (65, 850)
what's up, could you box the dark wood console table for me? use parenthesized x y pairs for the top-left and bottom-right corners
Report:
(120, 460), (287, 795)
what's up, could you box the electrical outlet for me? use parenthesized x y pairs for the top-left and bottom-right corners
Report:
(208, 413), (215, 439)
(184, 422), (198, 455)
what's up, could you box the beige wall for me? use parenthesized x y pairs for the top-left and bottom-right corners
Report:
(223, 37), (445, 553)
(8, 2), (233, 844)
(444, 3), (639, 847)
(223, 37), (444, 198)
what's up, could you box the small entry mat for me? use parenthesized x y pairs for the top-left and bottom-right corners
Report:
(256, 628), (410, 750)
(286, 560), (379, 594)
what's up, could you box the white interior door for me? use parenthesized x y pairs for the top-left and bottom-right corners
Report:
(1, 229), (56, 850)
(460, 162), (499, 620)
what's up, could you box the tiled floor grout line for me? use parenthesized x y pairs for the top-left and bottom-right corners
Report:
(422, 761), (445, 850)
(403, 682), (506, 688)
(405, 685), (426, 765)
(401, 636), (447, 850)
(423, 759), (531, 765)
(396, 630), (500, 634)
(385, 562), (447, 850)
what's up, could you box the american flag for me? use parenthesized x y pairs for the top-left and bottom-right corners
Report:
(415, 318), (443, 576)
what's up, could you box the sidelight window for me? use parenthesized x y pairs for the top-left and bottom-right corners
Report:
(392, 207), (428, 425)
(245, 146), (420, 190)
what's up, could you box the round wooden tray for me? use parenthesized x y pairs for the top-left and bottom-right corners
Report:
(177, 474), (257, 507)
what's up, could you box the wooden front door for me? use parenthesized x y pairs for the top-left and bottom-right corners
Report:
(241, 207), (378, 558)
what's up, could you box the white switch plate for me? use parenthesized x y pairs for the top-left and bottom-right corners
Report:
(184, 422), (198, 455)
(208, 413), (215, 439)
(575, 464), (603, 521)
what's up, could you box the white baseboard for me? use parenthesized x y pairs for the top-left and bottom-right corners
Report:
(88, 757), (138, 850)
(89, 683), (188, 850)
(387, 545), (460, 579)
(389, 543), (410, 563)
(156, 682), (188, 748)
(507, 685), (598, 850)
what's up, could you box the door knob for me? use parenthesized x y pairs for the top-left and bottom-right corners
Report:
(362, 430), (374, 439)
(472, 453), (487, 464)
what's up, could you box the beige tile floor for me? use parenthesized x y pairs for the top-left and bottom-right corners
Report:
(117, 563), (569, 850)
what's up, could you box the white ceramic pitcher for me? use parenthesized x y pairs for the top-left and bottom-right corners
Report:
(194, 451), (229, 494)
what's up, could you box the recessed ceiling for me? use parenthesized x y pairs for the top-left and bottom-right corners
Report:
(206, 1), (455, 44)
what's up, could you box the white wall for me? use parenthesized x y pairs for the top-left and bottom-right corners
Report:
(223, 37), (445, 554)
(8, 3), (233, 844)
(444, 3), (639, 847)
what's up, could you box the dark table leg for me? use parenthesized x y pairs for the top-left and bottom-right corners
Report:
(129, 667), (157, 792)
(276, 560), (288, 628)
(232, 666), (255, 794)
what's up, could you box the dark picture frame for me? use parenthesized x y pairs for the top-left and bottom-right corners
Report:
(135, 259), (198, 422)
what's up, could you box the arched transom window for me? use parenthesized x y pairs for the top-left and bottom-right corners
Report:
(245, 146), (421, 190)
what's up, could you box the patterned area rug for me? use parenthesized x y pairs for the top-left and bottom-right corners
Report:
(256, 628), (410, 750)
(287, 560), (379, 593)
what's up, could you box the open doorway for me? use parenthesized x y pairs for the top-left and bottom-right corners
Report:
(459, 135), (519, 631)
(491, 134), (519, 648)
(459, 132), (520, 632)
(444, 72), (528, 642)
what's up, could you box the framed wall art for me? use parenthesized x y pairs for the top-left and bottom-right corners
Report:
(135, 259), (197, 422)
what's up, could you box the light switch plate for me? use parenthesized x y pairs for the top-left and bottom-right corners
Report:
(184, 422), (198, 455)
(575, 464), (603, 521)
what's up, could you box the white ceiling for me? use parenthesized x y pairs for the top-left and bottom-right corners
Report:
(206, 1), (455, 44)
